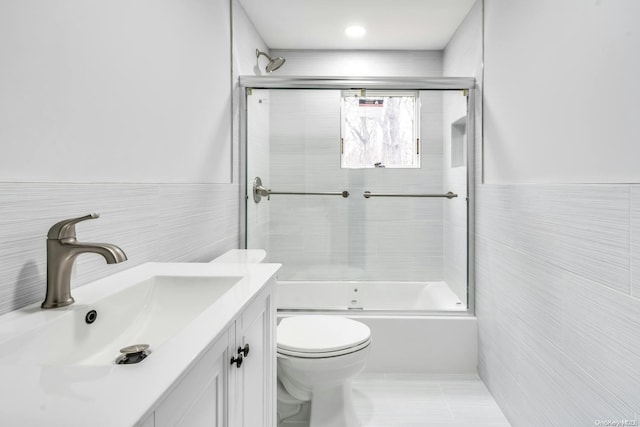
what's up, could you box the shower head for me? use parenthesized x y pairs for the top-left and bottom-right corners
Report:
(256, 49), (286, 73)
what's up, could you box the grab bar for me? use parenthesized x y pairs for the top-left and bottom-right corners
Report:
(363, 191), (458, 199)
(252, 177), (349, 203)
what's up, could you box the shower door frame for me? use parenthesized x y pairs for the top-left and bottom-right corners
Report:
(239, 76), (476, 316)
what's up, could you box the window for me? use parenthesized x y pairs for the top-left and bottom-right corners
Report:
(340, 90), (420, 168)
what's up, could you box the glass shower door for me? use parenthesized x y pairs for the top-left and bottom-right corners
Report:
(244, 84), (472, 313)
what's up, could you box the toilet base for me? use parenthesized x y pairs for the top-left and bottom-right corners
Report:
(278, 401), (310, 427)
(308, 382), (360, 427)
(277, 380), (361, 427)
(278, 379), (304, 423)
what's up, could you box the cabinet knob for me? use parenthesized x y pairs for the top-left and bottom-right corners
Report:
(230, 354), (243, 368)
(238, 344), (250, 358)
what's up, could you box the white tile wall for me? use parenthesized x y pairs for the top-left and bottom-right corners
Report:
(477, 184), (640, 424)
(475, 237), (519, 379)
(563, 272), (640, 412)
(516, 322), (634, 425)
(0, 183), (239, 316)
(476, 186), (516, 247)
(631, 186), (640, 297)
(156, 184), (240, 262)
(513, 185), (630, 293)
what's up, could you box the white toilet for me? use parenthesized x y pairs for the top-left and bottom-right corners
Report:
(277, 315), (371, 427)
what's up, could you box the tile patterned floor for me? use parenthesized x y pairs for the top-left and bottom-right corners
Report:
(280, 373), (511, 427)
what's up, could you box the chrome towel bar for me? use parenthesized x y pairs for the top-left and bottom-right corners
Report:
(363, 191), (458, 199)
(252, 177), (349, 203)
(270, 190), (350, 197)
(252, 177), (456, 203)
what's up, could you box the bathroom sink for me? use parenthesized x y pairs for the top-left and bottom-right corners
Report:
(0, 267), (242, 366)
(0, 259), (281, 426)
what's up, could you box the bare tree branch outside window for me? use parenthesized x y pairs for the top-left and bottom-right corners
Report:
(341, 91), (419, 168)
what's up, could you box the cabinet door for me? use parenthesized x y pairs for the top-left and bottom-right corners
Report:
(155, 331), (230, 427)
(234, 286), (275, 427)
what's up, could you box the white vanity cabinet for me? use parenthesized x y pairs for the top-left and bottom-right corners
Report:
(232, 285), (276, 427)
(154, 335), (229, 426)
(144, 281), (275, 427)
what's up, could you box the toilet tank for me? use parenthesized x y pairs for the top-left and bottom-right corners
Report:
(210, 249), (267, 264)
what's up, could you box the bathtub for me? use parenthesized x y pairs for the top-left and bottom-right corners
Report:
(276, 280), (477, 374)
(277, 280), (467, 312)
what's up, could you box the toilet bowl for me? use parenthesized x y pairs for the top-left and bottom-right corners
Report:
(277, 315), (371, 427)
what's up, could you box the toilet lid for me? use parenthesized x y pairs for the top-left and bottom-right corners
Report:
(277, 315), (371, 354)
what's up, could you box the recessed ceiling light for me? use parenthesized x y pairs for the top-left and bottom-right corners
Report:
(345, 25), (366, 38)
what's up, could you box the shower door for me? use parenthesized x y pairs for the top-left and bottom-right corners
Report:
(242, 78), (475, 314)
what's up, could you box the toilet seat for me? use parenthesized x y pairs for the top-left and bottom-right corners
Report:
(278, 338), (371, 358)
(277, 315), (371, 358)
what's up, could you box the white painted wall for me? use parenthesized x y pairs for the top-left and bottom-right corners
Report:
(0, 0), (232, 184)
(0, 0), (266, 316)
(232, 0), (271, 80)
(483, 0), (640, 184)
(479, 0), (640, 425)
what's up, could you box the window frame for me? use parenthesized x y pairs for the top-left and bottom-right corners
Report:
(340, 89), (421, 169)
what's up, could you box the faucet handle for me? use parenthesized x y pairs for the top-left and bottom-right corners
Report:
(47, 213), (100, 240)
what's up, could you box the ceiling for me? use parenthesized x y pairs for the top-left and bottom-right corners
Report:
(236, 0), (477, 50)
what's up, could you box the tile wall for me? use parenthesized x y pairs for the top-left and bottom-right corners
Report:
(476, 184), (640, 425)
(0, 183), (239, 316)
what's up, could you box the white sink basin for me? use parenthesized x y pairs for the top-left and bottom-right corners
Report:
(0, 269), (241, 366)
(0, 259), (281, 426)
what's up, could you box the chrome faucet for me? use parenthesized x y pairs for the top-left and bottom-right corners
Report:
(42, 213), (127, 309)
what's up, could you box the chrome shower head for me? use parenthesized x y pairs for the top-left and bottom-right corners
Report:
(256, 49), (286, 73)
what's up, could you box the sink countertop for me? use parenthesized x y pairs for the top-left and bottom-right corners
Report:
(0, 261), (280, 426)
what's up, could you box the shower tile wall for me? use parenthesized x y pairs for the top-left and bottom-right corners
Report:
(267, 89), (445, 281)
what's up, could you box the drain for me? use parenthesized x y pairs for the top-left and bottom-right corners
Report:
(85, 310), (98, 324)
(116, 344), (150, 365)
